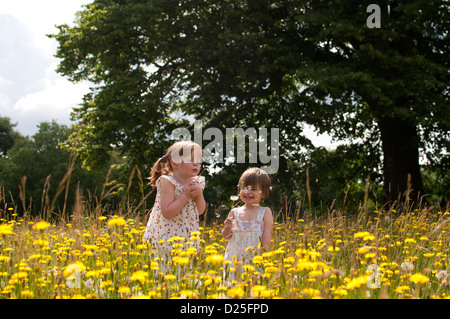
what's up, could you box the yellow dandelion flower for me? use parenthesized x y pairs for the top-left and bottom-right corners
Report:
(395, 285), (411, 294)
(164, 274), (177, 281)
(0, 255), (10, 263)
(365, 253), (377, 259)
(21, 290), (34, 298)
(173, 256), (190, 266)
(333, 288), (348, 297)
(354, 231), (370, 239)
(179, 290), (198, 298)
(85, 270), (99, 278)
(409, 273), (429, 284)
(252, 255), (264, 265)
(186, 247), (197, 256)
(358, 247), (370, 254)
(227, 286), (245, 298)
(33, 221), (51, 231)
(346, 276), (368, 290)
(265, 266), (278, 274)
(149, 261), (159, 271)
(0, 286), (13, 294)
(363, 235), (375, 241)
(118, 286), (131, 294)
(205, 254), (224, 265)
(243, 264), (255, 272)
(308, 250), (321, 260)
(251, 285), (268, 297)
(301, 288), (321, 297)
(33, 239), (49, 247)
(108, 216), (126, 227)
(11, 271), (28, 281)
(0, 224), (14, 236)
(131, 271), (148, 284)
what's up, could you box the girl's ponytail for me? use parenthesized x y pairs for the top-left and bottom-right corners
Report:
(149, 156), (168, 187)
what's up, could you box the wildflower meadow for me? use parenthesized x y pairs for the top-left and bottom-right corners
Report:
(0, 193), (449, 300)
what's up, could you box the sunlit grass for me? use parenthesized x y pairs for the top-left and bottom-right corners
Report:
(1, 200), (449, 299)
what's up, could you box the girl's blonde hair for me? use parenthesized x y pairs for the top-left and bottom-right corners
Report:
(238, 167), (272, 199)
(148, 141), (202, 187)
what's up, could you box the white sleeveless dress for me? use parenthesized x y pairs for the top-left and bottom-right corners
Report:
(224, 206), (266, 264)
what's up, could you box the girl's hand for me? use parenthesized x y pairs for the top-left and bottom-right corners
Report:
(181, 188), (192, 200)
(188, 183), (202, 198)
(223, 216), (234, 230)
(222, 216), (234, 240)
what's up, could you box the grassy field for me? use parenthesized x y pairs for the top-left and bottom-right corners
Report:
(0, 197), (449, 299)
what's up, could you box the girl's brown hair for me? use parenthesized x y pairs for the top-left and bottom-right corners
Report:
(148, 141), (202, 187)
(238, 167), (272, 199)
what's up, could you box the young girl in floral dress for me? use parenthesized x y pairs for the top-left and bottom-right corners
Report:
(221, 167), (273, 275)
(143, 141), (205, 264)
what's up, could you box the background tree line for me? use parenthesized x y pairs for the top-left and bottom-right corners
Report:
(0, 114), (447, 219)
(0, 117), (117, 218)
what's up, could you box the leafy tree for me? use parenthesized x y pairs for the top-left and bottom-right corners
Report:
(289, 143), (384, 211)
(51, 0), (449, 205)
(421, 164), (450, 208)
(0, 116), (21, 157)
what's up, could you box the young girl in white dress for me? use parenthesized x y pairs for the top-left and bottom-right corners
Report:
(222, 167), (273, 273)
(143, 141), (206, 262)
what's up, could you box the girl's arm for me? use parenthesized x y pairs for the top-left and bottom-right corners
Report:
(190, 185), (206, 215)
(194, 194), (206, 215)
(159, 178), (191, 220)
(221, 210), (235, 240)
(261, 207), (274, 252)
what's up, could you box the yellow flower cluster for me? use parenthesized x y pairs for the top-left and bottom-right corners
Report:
(0, 207), (448, 299)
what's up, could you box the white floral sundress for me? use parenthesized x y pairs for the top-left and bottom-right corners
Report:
(224, 206), (266, 263)
(142, 175), (205, 253)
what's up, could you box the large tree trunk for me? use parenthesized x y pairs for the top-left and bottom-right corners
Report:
(377, 116), (425, 204)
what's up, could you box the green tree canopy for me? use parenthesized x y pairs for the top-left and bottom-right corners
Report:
(0, 116), (21, 157)
(51, 0), (449, 205)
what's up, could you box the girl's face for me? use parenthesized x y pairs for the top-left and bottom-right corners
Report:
(172, 148), (202, 178)
(239, 184), (264, 207)
(179, 160), (201, 178)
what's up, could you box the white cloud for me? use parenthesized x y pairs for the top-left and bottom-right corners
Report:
(0, 0), (91, 57)
(11, 65), (90, 136)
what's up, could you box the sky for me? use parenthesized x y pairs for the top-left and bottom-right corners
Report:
(0, 0), (336, 147)
(0, 0), (91, 137)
